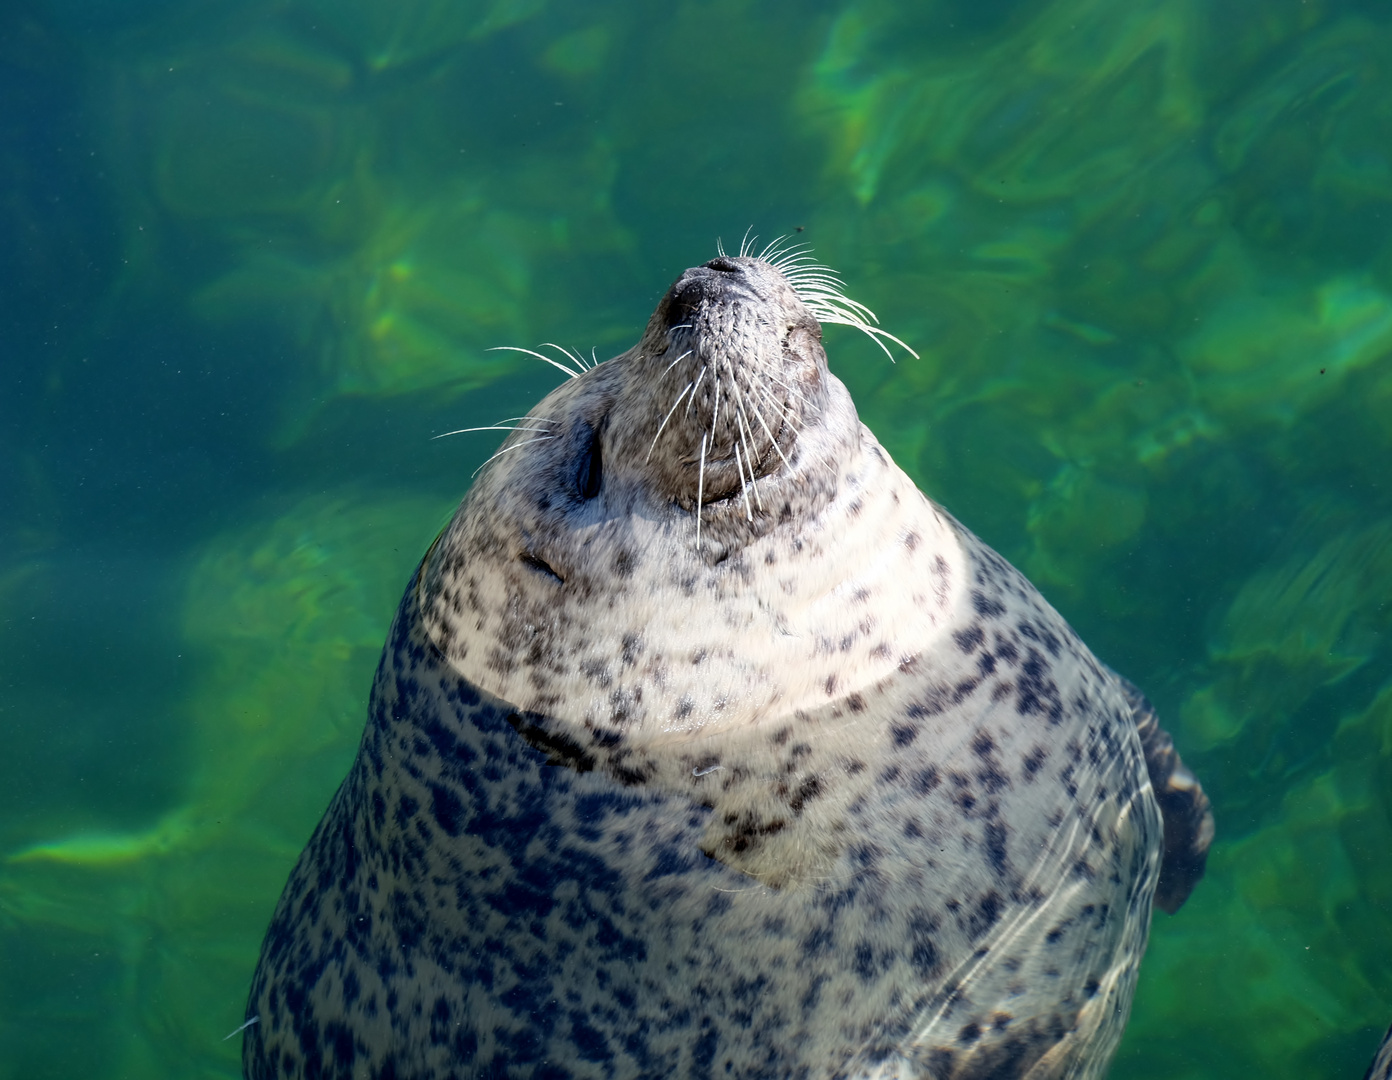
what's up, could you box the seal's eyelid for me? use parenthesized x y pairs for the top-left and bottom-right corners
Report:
(576, 424), (603, 500)
(519, 552), (564, 585)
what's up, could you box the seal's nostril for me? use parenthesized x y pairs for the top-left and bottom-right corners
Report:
(705, 257), (742, 274)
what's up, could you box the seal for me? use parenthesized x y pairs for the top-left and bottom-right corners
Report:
(242, 244), (1214, 1079)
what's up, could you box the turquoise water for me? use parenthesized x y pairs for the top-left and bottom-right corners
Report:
(2, 0), (1390, 1076)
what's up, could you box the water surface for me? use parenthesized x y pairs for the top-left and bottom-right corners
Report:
(2, 0), (1390, 1076)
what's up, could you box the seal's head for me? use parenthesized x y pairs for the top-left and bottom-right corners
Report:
(420, 249), (952, 755)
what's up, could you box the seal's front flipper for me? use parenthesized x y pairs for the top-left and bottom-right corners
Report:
(1117, 678), (1214, 914)
(1366, 1022), (1392, 1080)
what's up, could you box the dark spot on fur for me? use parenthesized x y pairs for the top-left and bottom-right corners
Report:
(971, 590), (1006, 618)
(1017, 649), (1064, 725)
(984, 822), (1009, 876)
(507, 712), (598, 773)
(891, 724), (918, 748)
(790, 776), (822, 814)
(969, 891), (1004, 940)
(953, 626), (984, 653)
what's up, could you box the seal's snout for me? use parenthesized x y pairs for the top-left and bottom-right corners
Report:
(616, 255), (823, 517)
(665, 257), (759, 330)
(602, 251), (866, 551)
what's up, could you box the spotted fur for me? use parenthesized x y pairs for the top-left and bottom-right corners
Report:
(244, 255), (1212, 1079)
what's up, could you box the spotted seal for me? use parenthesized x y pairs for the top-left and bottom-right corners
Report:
(242, 245), (1213, 1079)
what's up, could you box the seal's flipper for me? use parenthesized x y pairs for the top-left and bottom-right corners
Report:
(1367, 1022), (1392, 1080)
(1117, 678), (1214, 914)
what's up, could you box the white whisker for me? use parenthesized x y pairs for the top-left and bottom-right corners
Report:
(471, 436), (555, 478)
(684, 361), (707, 414)
(709, 360), (722, 437)
(733, 443), (753, 521)
(696, 434), (707, 550)
(734, 405), (763, 511)
(755, 247), (918, 361)
(224, 1016), (259, 1041)
(489, 345), (584, 380)
(647, 382), (693, 463)
(662, 349), (694, 377)
(433, 420), (553, 440)
(542, 343), (592, 372)
(815, 316), (918, 362)
(747, 393), (792, 472)
(727, 382), (766, 499)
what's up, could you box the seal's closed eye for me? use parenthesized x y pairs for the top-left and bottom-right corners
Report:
(520, 552), (563, 584)
(576, 423), (602, 500)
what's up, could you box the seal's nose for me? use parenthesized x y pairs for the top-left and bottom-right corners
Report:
(666, 259), (753, 328)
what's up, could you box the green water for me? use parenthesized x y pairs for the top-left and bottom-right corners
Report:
(1, 0), (1390, 1076)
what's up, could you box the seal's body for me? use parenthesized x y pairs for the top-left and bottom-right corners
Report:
(244, 252), (1212, 1079)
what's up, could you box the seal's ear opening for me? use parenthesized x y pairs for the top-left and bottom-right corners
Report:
(576, 422), (603, 500)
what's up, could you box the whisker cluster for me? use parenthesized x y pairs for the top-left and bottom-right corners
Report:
(471, 435), (556, 478)
(715, 232), (918, 362)
(488, 343), (597, 380)
(433, 413), (559, 479)
(759, 236), (919, 363)
(432, 416), (554, 441)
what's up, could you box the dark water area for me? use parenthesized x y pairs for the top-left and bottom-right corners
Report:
(2, 0), (1390, 1076)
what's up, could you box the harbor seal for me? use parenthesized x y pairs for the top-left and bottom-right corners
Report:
(242, 244), (1213, 1079)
